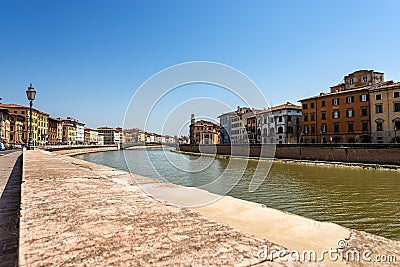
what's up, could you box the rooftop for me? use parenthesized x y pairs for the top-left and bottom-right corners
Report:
(299, 80), (400, 102)
(0, 103), (49, 116)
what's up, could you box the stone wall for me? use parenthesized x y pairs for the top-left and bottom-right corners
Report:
(44, 145), (119, 155)
(179, 144), (400, 165)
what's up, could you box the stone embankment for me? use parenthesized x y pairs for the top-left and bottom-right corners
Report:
(44, 145), (119, 156)
(19, 149), (400, 266)
(179, 144), (400, 168)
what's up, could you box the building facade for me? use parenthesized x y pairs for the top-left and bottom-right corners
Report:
(0, 104), (49, 146)
(229, 107), (253, 144)
(189, 114), (219, 144)
(9, 114), (24, 146)
(97, 126), (123, 145)
(0, 108), (10, 147)
(76, 121), (85, 145)
(256, 102), (302, 144)
(369, 82), (400, 143)
(299, 70), (389, 144)
(218, 111), (235, 144)
(48, 117), (59, 145)
(62, 120), (77, 145)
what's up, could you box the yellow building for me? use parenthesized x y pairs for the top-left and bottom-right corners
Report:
(61, 119), (77, 145)
(37, 112), (49, 145)
(0, 104), (49, 146)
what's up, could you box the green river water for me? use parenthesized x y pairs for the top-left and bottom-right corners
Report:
(75, 148), (400, 240)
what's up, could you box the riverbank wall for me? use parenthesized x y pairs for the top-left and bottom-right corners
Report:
(43, 144), (119, 156)
(18, 148), (400, 266)
(179, 144), (400, 165)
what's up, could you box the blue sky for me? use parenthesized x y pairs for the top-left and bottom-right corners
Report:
(1, 0), (400, 135)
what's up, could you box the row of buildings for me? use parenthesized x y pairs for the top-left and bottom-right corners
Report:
(189, 69), (400, 144)
(189, 102), (302, 145)
(300, 70), (400, 144)
(0, 103), (124, 147)
(124, 128), (188, 144)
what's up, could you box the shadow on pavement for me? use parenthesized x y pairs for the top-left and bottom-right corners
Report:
(0, 154), (22, 267)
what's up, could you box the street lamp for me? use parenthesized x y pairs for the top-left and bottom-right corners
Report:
(26, 83), (36, 150)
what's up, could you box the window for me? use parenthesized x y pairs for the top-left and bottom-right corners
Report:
(350, 78), (354, 85)
(278, 126), (283, 134)
(287, 126), (293, 134)
(376, 94), (382, 100)
(394, 103), (400, 112)
(10, 125), (14, 131)
(376, 121), (383, 131)
(332, 111), (340, 119)
(362, 121), (369, 132)
(304, 113), (308, 121)
(311, 125), (315, 134)
(321, 124), (327, 133)
(360, 94), (368, 102)
(346, 96), (354, 104)
(362, 76), (368, 83)
(332, 98), (340, 105)
(310, 113), (315, 121)
(361, 107), (368, 116)
(278, 116), (283, 122)
(321, 100), (326, 107)
(303, 103), (308, 110)
(321, 112), (326, 120)
(348, 122), (354, 133)
(334, 123), (339, 133)
(287, 115), (292, 122)
(310, 102), (315, 108)
(346, 109), (354, 118)
(395, 120), (400, 131)
(376, 104), (383, 114)
(394, 92), (400, 98)
(304, 126), (308, 134)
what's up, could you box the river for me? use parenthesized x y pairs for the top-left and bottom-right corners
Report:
(75, 148), (400, 240)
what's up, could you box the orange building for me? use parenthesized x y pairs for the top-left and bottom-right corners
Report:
(300, 88), (371, 143)
(299, 70), (385, 144)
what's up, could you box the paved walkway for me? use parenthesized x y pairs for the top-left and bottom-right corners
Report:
(21, 150), (308, 266)
(0, 151), (22, 267)
(19, 149), (400, 266)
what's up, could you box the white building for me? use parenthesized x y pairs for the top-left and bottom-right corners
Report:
(218, 111), (235, 144)
(256, 102), (302, 144)
(228, 107), (255, 144)
(76, 122), (85, 145)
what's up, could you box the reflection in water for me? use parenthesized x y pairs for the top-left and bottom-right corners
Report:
(76, 148), (400, 240)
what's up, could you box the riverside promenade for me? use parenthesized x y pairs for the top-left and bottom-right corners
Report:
(19, 149), (399, 266)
